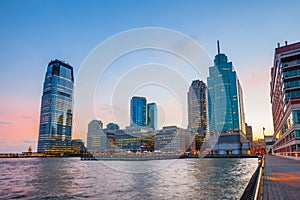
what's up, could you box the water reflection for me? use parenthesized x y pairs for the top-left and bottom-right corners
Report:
(0, 158), (257, 199)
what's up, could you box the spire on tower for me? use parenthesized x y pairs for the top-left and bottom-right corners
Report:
(217, 40), (220, 54)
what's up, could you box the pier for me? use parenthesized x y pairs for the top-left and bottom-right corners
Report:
(262, 155), (300, 200)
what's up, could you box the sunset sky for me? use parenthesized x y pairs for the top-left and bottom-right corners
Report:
(1, 0), (300, 152)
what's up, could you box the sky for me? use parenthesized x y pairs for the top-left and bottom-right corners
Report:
(0, 0), (300, 152)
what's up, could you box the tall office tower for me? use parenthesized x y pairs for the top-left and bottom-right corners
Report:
(147, 103), (157, 130)
(207, 41), (247, 155)
(188, 80), (207, 134)
(130, 96), (147, 127)
(87, 119), (104, 152)
(37, 60), (74, 153)
(270, 41), (300, 157)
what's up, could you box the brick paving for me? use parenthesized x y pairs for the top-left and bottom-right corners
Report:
(262, 155), (300, 200)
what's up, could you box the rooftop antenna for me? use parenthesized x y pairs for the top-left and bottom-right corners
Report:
(217, 40), (220, 54)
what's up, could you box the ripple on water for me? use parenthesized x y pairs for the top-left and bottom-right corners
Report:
(0, 157), (257, 200)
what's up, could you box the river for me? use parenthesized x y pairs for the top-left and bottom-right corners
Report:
(0, 157), (257, 199)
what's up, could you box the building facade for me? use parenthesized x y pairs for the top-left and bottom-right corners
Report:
(270, 41), (300, 158)
(87, 120), (104, 152)
(115, 126), (154, 152)
(187, 80), (207, 151)
(245, 123), (253, 150)
(147, 103), (157, 130)
(130, 96), (147, 127)
(37, 60), (74, 153)
(154, 126), (186, 153)
(207, 42), (248, 155)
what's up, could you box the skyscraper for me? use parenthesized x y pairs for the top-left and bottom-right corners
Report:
(188, 80), (207, 134)
(188, 80), (207, 151)
(207, 41), (247, 155)
(270, 41), (300, 157)
(130, 96), (147, 127)
(37, 60), (74, 153)
(147, 103), (157, 130)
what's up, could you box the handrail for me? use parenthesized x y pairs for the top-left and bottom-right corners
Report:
(240, 155), (264, 200)
(254, 155), (264, 199)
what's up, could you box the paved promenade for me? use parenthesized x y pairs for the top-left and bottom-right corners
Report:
(262, 155), (300, 200)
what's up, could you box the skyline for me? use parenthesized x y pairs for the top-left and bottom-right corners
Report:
(1, 1), (300, 152)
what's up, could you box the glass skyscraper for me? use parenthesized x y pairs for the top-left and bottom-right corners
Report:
(207, 42), (247, 155)
(147, 103), (157, 130)
(188, 80), (207, 135)
(130, 96), (147, 127)
(37, 60), (74, 153)
(187, 80), (207, 151)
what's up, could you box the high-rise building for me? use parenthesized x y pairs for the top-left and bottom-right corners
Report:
(87, 119), (104, 152)
(147, 103), (157, 130)
(207, 41), (248, 155)
(37, 60), (74, 153)
(270, 41), (300, 157)
(130, 96), (147, 127)
(187, 80), (207, 151)
(245, 123), (253, 150)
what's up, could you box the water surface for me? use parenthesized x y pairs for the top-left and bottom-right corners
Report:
(0, 158), (257, 199)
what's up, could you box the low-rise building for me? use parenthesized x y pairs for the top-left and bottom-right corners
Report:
(154, 126), (186, 153)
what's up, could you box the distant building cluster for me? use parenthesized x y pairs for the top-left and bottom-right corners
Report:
(37, 41), (262, 156)
(86, 98), (193, 154)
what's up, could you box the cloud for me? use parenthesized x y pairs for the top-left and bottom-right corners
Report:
(22, 140), (36, 144)
(21, 115), (37, 122)
(0, 120), (13, 125)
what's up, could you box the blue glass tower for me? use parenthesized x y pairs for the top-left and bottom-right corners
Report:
(207, 41), (247, 155)
(37, 60), (74, 153)
(130, 96), (147, 127)
(147, 103), (157, 130)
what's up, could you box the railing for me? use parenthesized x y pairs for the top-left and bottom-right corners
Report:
(274, 152), (299, 157)
(240, 156), (264, 200)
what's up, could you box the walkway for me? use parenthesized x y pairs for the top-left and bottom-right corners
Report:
(262, 155), (300, 200)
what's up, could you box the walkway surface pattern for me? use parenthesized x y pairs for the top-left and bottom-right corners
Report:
(262, 155), (300, 200)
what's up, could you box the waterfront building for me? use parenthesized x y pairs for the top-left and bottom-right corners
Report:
(37, 60), (74, 153)
(187, 80), (207, 151)
(103, 129), (116, 153)
(246, 123), (253, 150)
(264, 135), (274, 154)
(87, 120), (117, 153)
(130, 96), (147, 127)
(207, 41), (248, 155)
(147, 103), (157, 130)
(87, 120), (105, 152)
(71, 139), (86, 154)
(270, 41), (300, 157)
(252, 139), (266, 154)
(154, 126), (186, 153)
(115, 126), (154, 152)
